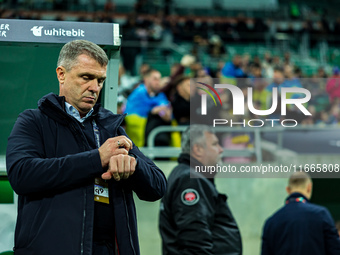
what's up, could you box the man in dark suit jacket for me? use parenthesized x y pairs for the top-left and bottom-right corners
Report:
(261, 172), (340, 255)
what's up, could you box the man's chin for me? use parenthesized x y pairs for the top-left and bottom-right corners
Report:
(81, 101), (95, 109)
(216, 157), (223, 166)
(79, 105), (94, 116)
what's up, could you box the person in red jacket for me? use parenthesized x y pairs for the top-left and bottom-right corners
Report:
(326, 66), (340, 103)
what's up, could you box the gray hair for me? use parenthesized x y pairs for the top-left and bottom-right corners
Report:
(57, 40), (108, 71)
(181, 125), (214, 154)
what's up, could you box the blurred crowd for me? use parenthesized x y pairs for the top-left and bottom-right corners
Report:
(3, 7), (340, 43)
(117, 50), (340, 152)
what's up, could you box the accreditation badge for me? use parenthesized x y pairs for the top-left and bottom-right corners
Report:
(94, 177), (109, 204)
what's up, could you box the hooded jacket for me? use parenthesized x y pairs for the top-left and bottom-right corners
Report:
(159, 153), (242, 255)
(6, 93), (167, 255)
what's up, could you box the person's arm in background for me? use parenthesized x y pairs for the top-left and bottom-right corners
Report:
(261, 220), (273, 255)
(150, 91), (173, 122)
(151, 104), (172, 122)
(322, 209), (340, 255)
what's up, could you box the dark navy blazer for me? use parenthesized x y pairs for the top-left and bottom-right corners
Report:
(261, 192), (340, 255)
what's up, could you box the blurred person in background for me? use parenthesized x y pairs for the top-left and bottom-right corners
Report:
(317, 102), (340, 125)
(283, 52), (291, 66)
(124, 69), (172, 147)
(267, 65), (303, 119)
(266, 67), (285, 93)
(120, 63), (151, 99)
(161, 54), (196, 101)
(242, 53), (251, 74)
(138, 63), (152, 83)
(317, 67), (328, 78)
(272, 56), (282, 68)
(221, 54), (245, 79)
(117, 64), (140, 99)
(171, 75), (199, 126)
(261, 172), (340, 255)
(221, 54), (246, 85)
(149, 17), (164, 42)
(207, 34), (226, 59)
(250, 63), (271, 114)
(326, 66), (340, 103)
(104, 0), (115, 13)
(159, 125), (242, 255)
(262, 52), (274, 78)
(282, 64), (302, 89)
(294, 66), (303, 79)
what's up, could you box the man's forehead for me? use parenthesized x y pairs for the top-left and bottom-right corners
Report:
(204, 131), (218, 141)
(72, 56), (107, 73)
(75, 54), (106, 66)
(76, 67), (107, 77)
(150, 71), (161, 78)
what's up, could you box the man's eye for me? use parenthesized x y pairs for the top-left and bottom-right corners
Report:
(83, 76), (90, 80)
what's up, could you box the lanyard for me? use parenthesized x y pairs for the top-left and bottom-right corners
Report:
(92, 119), (110, 204)
(92, 120), (101, 149)
(285, 197), (306, 205)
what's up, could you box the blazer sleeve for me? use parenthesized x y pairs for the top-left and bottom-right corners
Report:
(6, 110), (104, 196)
(322, 208), (340, 255)
(117, 126), (167, 202)
(261, 219), (273, 255)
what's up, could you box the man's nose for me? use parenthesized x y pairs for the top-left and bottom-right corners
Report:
(88, 80), (101, 92)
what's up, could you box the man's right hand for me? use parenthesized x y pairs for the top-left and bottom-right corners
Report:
(101, 154), (136, 181)
(98, 136), (133, 168)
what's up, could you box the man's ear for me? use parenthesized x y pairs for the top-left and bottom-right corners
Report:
(286, 186), (291, 195)
(307, 182), (313, 196)
(56, 66), (66, 84)
(192, 144), (203, 158)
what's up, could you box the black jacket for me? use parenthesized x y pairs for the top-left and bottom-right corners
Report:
(262, 192), (340, 255)
(6, 93), (167, 255)
(159, 153), (242, 255)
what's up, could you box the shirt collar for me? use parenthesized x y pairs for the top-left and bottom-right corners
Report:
(65, 102), (94, 123)
(286, 192), (309, 203)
